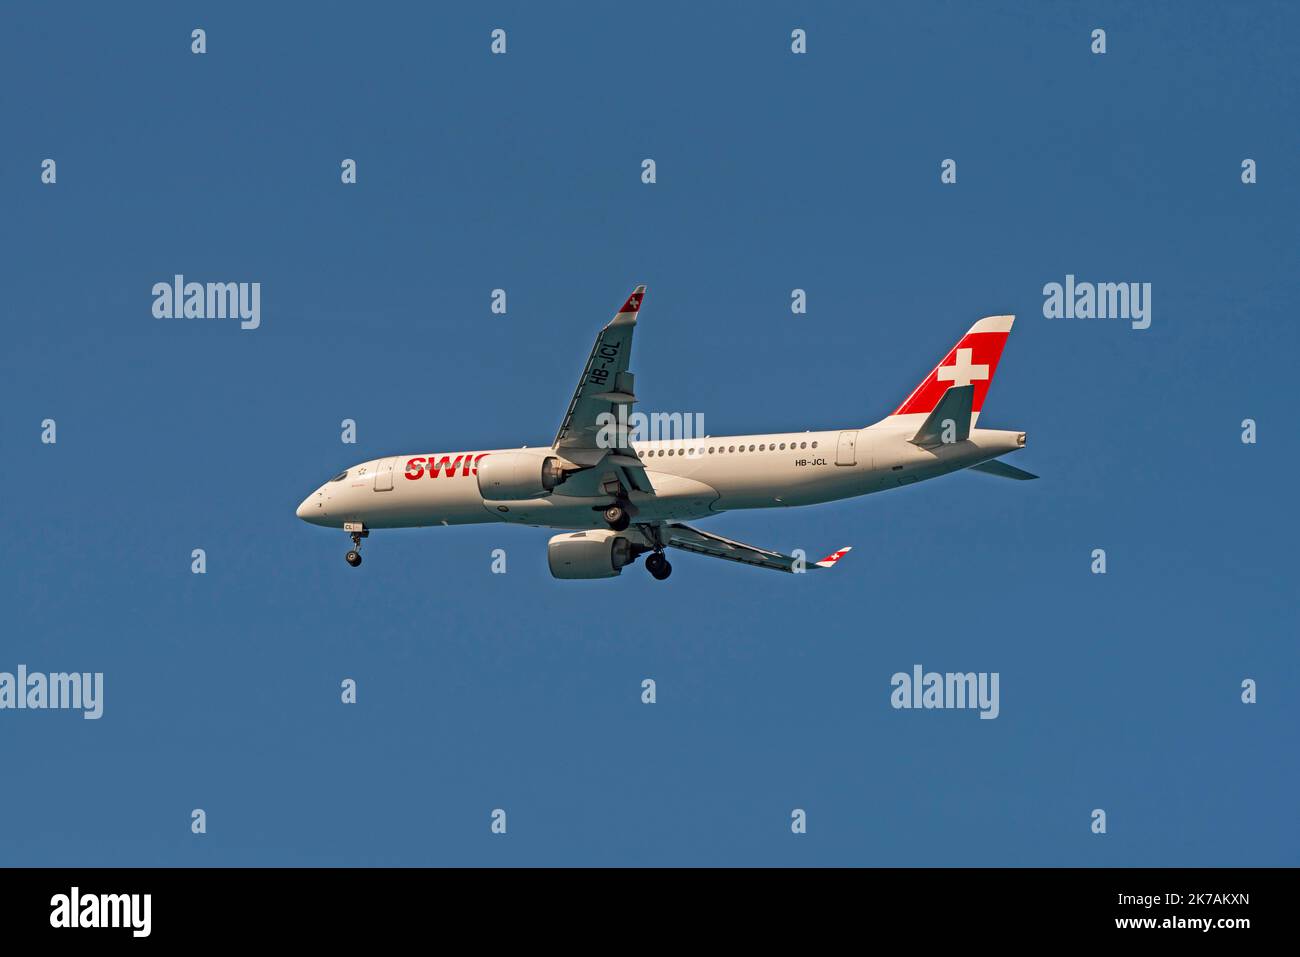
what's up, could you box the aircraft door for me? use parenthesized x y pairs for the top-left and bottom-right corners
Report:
(374, 457), (396, 491)
(835, 431), (857, 466)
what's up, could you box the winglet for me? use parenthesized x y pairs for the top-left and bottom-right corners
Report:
(617, 285), (647, 315)
(814, 546), (853, 569)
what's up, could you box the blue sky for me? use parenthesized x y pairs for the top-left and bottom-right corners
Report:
(1, 1), (1296, 866)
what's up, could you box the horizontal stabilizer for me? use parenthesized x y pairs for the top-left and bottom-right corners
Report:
(911, 385), (973, 447)
(969, 459), (1038, 481)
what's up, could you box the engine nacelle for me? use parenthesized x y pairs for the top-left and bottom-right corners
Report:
(548, 530), (635, 580)
(477, 451), (567, 500)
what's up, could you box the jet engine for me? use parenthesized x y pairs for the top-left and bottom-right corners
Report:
(547, 530), (636, 579)
(477, 451), (568, 500)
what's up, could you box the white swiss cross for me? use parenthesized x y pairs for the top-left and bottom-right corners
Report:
(936, 348), (989, 388)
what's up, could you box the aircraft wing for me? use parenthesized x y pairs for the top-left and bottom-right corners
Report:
(553, 285), (652, 493)
(664, 523), (852, 574)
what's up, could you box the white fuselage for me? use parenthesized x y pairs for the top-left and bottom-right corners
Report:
(295, 421), (1026, 532)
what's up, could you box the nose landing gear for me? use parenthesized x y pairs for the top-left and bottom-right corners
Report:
(344, 523), (368, 567)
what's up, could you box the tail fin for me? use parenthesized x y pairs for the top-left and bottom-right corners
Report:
(882, 315), (1014, 427)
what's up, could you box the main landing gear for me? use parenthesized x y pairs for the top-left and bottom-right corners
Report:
(603, 503), (631, 532)
(645, 551), (672, 581)
(344, 524), (368, 567)
(635, 524), (671, 581)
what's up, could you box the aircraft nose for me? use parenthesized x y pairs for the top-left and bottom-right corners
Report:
(298, 486), (332, 524)
(296, 493), (322, 522)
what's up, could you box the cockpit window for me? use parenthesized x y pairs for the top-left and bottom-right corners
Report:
(330, 470), (349, 482)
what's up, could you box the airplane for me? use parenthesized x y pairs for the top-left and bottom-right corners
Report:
(296, 285), (1035, 580)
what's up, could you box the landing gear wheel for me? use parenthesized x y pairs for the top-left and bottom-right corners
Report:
(345, 550), (362, 567)
(604, 504), (630, 532)
(645, 553), (672, 581)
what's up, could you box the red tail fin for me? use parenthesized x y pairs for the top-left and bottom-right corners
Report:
(890, 315), (1014, 422)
